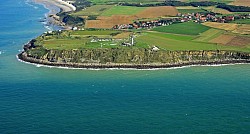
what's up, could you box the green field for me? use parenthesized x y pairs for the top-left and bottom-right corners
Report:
(40, 30), (126, 50)
(42, 38), (121, 49)
(89, 0), (233, 4)
(101, 6), (146, 16)
(202, 6), (232, 14)
(43, 39), (89, 50)
(183, 0), (234, 3)
(136, 32), (249, 52)
(152, 22), (210, 35)
(38, 28), (250, 52)
(72, 5), (113, 16)
(178, 9), (208, 14)
(231, 19), (250, 24)
(176, 6), (208, 14)
(71, 30), (120, 36)
(136, 32), (218, 50)
(89, 0), (165, 4)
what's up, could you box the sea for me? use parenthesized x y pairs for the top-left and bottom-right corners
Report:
(0, 0), (250, 133)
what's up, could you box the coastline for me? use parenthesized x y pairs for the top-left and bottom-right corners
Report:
(16, 54), (250, 70)
(33, 0), (76, 12)
(32, 0), (76, 29)
(19, 1), (250, 70)
(17, 51), (250, 69)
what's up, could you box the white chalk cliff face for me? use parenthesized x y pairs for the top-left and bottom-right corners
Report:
(33, 0), (76, 12)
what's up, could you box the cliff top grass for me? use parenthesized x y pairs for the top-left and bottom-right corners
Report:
(35, 27), (250, 52)
(38, 30), (130, 50)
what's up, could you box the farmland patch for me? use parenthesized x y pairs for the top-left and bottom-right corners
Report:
(202, 22), (238, 31)
(101, 6), (146, 16)
(136, 6), (178, 18)
(233, 24), (250, 34)
(230, 0), (250, 7)
(194, 29), (223, 42)
(152, 22), (210, 35)
(227, 36), (250, 46)
(72, 5), (113, 16)
(85, 15), (137, 28)
(210, 34), (236, 45)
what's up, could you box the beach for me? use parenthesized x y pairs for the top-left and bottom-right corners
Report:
(33, 0), (76, 12)
(32, 0), (76, 29)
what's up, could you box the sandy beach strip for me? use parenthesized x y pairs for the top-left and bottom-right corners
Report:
(33, 0), (76, 12)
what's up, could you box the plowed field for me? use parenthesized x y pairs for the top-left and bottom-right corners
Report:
(86, 15), (137, 28)
(202, 22), (238, 31)
(210, 34), (235, 45)
(136, 6), (178, 18)
(231, 0), (250, 7)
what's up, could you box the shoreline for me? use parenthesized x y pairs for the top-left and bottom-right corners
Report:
(20, 2), (250, 70)
(17, 54), (250, 70)
(17, 51), (250, 70)
(33, 0), (76, 13)
(32, 0), (76, 29)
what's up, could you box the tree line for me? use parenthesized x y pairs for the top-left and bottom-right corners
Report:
(121, 1), (250, 12)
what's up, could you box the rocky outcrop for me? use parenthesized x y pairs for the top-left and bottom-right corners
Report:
(18, 44), (250, 69)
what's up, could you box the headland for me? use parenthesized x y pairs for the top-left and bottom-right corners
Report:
(19, 0), (250, 69)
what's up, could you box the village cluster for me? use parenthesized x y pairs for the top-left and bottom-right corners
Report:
(113, 13), (250, 30)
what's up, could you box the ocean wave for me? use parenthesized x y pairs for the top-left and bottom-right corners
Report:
(25, 0), (38, 9)
(44, 25), (53, 31)
(0, 50), (6, 55)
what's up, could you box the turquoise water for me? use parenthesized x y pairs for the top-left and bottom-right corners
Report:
(1, 0), (250, 133)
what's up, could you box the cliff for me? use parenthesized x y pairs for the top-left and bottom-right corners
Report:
(18, 44), (250, 69)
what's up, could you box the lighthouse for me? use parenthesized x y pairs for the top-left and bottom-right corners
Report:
(131, 35), (134, 46)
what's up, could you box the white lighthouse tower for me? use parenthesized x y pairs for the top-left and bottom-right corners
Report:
(131, 35), (134, 46)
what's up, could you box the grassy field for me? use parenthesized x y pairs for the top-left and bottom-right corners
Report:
(176, 6), (207, 14)
(136, 32), (217, 50)
(43, 39), (89, 50)
(177, 9), (207, 14)
(202, 6), (232, 14)
(71, 30), (120, 36)
(89, 0), (165, 4)
(101, 6), (146, 16)
(72, 5), (113, 16)
(152, 22), (210, 35)
(40, 30), (129, 50)
(182, 0), (234, 3)
(40, 27), (250, 52)
(231, 19), (250, 24)
(43, 39), (122, 49)
(136, 32), (250, 52)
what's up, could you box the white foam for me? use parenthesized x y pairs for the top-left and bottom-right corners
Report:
(25, 0), (38, 9)
(0, 50), (6, 55)
(44, 25), (53, 31)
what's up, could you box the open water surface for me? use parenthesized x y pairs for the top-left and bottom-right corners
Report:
(0, 0), (250, 133)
